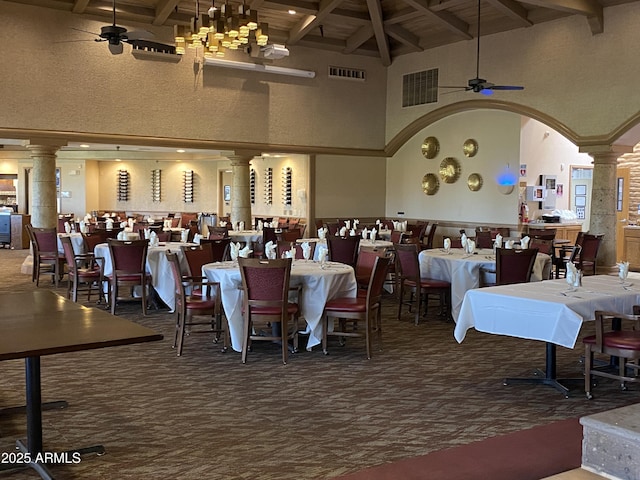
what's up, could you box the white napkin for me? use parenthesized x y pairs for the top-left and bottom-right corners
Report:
(339, 226), (347, 237)
(461, 233), (468, 249)
(521, 236), (530, 249)
(149, 231), (159, 247)
(239, 221), (245, 231)
(318, 228), (326, 240)
(265, 241), (277, 260)
(466, 239), (475, 254)
(257, 220), (263, 231)
(505, 240), (515, 249)
(318, 248), (328, 263)
(193, 233), (202, 245)
(180, 229), (189, 243)
(345, 220), (351, 230)
(443, 238), (451, 250)
(361, 228), (368, 239)
(566, 262), (577, 286)
(117, 231), (126, 240)
(64, 222), (71, 234)
(350, 228), (356, 236)
(164, 219), (172, 230)
(230, 242), (240, 260)
(353, 219), (359, 227)
(219, 221), (227, 227)
(143, 228), (150, 239)
(376, 219), (381, 225)
(494, 234), (503, 249)
(370, 229), (377, 242)
(120, 221), (127, 229)
(301, 242), (311, 260)
(84, 213), (92, 222)
(79, 220), (87, 233)
(147, 216), (154, 224)
(239, 244), (252, 258)
(105, 218), (114, 230)
(618, 261), (630, 281)
(282, 249), (294, 259)
(401, 221), (407, 232)
(103, 212), (110, 218)
(128, 218), (135, 229)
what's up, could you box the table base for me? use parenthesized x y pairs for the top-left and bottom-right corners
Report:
(502, 342), (583, 398)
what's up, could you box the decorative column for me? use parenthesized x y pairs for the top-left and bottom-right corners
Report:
(27, 144), (60, 229)
(585, 147), (629, 273)
(228, 151), (257, 227)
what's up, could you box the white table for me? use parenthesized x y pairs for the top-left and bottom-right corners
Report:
(57, 233), (85, 254)
(307, 238), (393, 261)
(94, 242), (190, 312)
(202, 260), (357, 352)
(419, 248), (552, 321)
(455, 274), (640, 395)
(228, 230), (262, 245)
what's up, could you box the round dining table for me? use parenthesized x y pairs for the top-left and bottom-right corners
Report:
(202, 260), (357, 352)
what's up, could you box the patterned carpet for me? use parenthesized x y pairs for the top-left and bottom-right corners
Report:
(0, 248), (637, 480)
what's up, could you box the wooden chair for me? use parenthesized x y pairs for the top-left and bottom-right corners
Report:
(27, 225), (66, 287)
(82, 231), (109, 253)
(326, 222), (341, 236)
(326, 236), (360, 268)
(422, 223), (438, 249)
(355, 246), (388, 294)
(208, 227), (230, 240)
(495, 248), (538, 285)
(395, 243), (451, 325)
(200, 238), (231, 262)
(475, 230), (493, 249)
(166, 251), (226, 356)
(281, 228), (302, 242)
(572, 233), (603, 276)
(60, 235), (104, 303)
(583, 308), (640, 399)
(238, 258), (300, 364)
(105, 239), (152, 315)
(322, 255), (390, 359)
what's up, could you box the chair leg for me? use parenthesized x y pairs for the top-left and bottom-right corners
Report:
(322, 314), (329, 355)
(396, 283), (404, 321)
(281, 318), (288, 365)
(585, 345), (593, 399)
(364, 312), (371, 359)
(415, 287), (422, 326)
(241, 314), (251, 364)
(110, 281), (117, 315)
(141, 282), (148, 315)
(177, 311), (188, 356)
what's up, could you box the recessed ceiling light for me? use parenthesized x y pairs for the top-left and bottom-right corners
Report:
(115, 158), (122, 162)
(176, 149), (186, 153)
(80, 144), (91, 148)
(288, 9), (296, 14)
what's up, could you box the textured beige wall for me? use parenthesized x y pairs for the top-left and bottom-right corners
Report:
(619, 147), (640, 224)
(0, 2), (386, 151)
(314, 155), (386, 219)
(386, 3), (640, 144)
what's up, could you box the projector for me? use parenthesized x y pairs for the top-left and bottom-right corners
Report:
(262, 44), (289, 60)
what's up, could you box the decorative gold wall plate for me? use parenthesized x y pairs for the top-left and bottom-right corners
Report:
(422, 173), (439, 195)
(421, 136), (440, 159)
(439, 157), (461, 183)
(467, 173), (483, 191)
(463, 139), (478, 157)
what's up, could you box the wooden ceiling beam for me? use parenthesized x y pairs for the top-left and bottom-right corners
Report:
(385, 24), (423, 53)
(287, 0), (344, 44)
(366, 0), (391, 66)
(71, 0), (90, 14)
(152, 0), (180, 26)
(402, 0), (472, 39)
(486, 0), (533, 27)
(343, 24), (374, 53)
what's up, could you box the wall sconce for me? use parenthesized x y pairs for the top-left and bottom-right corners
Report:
(282, 166), (292, 206)
(183, 170), (194, 203)
(496, 164), (517, 195)
(264, 167), (273, 205)
(151, 169), (161, 202)
(117, 169), (129, 202)
(250, 168), (256, 205)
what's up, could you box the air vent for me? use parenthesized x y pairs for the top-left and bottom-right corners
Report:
(328, 66), (366, 81)
(402, 68), (438, 107)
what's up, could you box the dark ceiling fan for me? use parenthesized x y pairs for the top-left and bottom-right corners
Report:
(440, 0), (524, 95)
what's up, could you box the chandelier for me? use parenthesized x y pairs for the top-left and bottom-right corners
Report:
(174, 1), (269, 58)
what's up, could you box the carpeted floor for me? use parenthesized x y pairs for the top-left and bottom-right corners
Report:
(0, 248), (638, 479)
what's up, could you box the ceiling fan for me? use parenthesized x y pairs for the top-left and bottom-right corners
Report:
(440, 0), (524, 95)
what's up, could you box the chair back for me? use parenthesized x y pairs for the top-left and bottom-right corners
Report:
(208, 226), (229, 240)
(31, 227), (59, 256)
(326, 236), (360, 267)
(424, 223), (437, 249)
(107, 238), (149, 275)
(326, 222), (341, 236)
(262, 227), (278, 245)
(199, 237), (231, 262)
(364, 256), (391, 307)
(181, 244), (214, 277)
(281, 228), (302, 242)
(355, 247), (387, 285)
(82, 231), (109, 252)
(238, 258), (292, 313)
(59, 235), (77, 271)
(495, 248), (538, 285)
(530, 237), (554, 255)
(528, 228), (556, 240)
(579, 234), (603, 263)
(186, 222), (199, 242)
(475, 230), (493, 248)
(165, 251), (186, 300)
(394, 243), (421, 282)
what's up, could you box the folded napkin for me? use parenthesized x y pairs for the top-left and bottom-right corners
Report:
(257, 220), (263, 231)
(361, 228), (368, 239)
(229, 242), (240, 260)
(180, 229), (189, 243)
(494, 234), (503, 249)
(128, 218), (135, 229)
(147, 216), (154, 224)
(117, 231), (126, 240)
(349, 228), (356, 236)
(193, 233), (202, 245)
(370, 229), (377, 242)
(301, 242), (311, 260)
(105, 218), (114, 230)
(64, 222), (71, 234)
(353, 219), (359, 227)
(143, 228), (151, 239)
(219, 221), (227, 227)
(443, 238), (451, 250)
(566, 262), (583, 287)
(265, 241), (277, 259)
(618, 261), (630, 281)
(376, 219), (381, 226)
(461, 233), (468, 249)
(239, 244), (252, 258)
(339, 226), (347, 237)
(465, 239), (475, 254)
(521, 235), (530, 249)
(239, 221), (245, 231)
(318, 248), (328, 263)
(103, 213), (110, 218)
(149, 231), (159, 247)
(345, 220), (351, 230)
(505, 240), (515, 249)
(120, 221), (127, 229)
(79, 220), (87, 233)
(164, 219), (172, 230)
(318, 227), (326, 240)
(84, 213), (92, 222)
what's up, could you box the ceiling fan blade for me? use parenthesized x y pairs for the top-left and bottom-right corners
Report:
(439, 85), (469, 89)
(71, 27), (100, 36)
(490, 85), (525, 91)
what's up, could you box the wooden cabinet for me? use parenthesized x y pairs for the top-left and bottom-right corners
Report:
(525, 223), (583, 244)
(10, 214), (31, 249)
(623, 227), (640, 271)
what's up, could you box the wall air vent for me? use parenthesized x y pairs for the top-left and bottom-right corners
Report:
(402, 68), (438, 107)
(328, 66), (366, 81)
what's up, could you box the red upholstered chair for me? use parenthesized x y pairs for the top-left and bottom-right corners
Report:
(155, 231), (171, 242)
(238, 258), (300, 364)
(281, 228), (302, 242)
(422, 222), (438, 250)
(199, 238), (231, 262)
(82, 231), (109, 253)
(208, 227), (230, 240)
(105, 239), (152, 315)
(166, 251), (226, 356)
(395, 243), (451, 325)
(60, 235), (104, 303)
(327, 236), (360, 268)
(583, 308), (640, 399)
(495, 248), (538, 285)
(572, 233), (603, 276)
(27, 225), (66, 287)
(326, 222), (341, 236)
(475, 230), (493, 249)
(355, 246), (388, 293)
(322, 255), (390, 358)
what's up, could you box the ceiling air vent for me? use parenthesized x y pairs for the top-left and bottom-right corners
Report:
(328, 66), (366, 81)
(402, 68), (438, 107)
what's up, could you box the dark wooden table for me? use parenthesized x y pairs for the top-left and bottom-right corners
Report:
(0, 290), (163, 479)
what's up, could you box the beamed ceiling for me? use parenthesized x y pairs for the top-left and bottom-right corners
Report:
(5, 0), (636, 65)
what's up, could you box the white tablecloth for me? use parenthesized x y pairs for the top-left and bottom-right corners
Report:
(94, 241), (190, 311)
(307, 238), (393, 261)
(228, 230), (262, 245)
(455, 273), (640, 348)
(202, 260), (357, 352)
(57, 233), (85, 254)
(419, 248), (551, 321)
